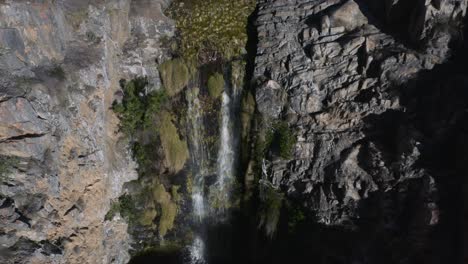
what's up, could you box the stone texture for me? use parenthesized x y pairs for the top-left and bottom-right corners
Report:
(0, 0), (173, 263)
(252, 0), (467, 262)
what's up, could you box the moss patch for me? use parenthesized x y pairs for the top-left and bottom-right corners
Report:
(159, 58), (190, 97)
(168, 0), (256, 61)
(0, 156), (19, 182)
(153, 184), (178, 237)
(207, 72), (225, 98)
(159, 111), (189, 173)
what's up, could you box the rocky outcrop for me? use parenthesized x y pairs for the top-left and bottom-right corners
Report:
(0, 1), (173, 263)
(252, 0), (467, 262)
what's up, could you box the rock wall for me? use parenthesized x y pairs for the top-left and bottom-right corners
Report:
(0, 1), (172, 263)
(252, 0), (467, 262)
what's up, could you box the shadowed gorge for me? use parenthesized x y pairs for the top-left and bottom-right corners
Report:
(0, 0), (467, 264)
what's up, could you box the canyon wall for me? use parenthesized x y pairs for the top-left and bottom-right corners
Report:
(0, 1), (172, 263)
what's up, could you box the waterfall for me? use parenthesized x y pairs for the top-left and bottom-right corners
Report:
(212, 87), (239, 215)
(185, 67), (242, 263)
(186, 86), (208, 264)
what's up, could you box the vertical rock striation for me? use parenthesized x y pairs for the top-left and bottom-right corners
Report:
(252, 0), (467, 262)
(0, 1), (173, 263)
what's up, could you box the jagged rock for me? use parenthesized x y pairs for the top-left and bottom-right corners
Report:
(253, 0), (467, 262)
(328, 0), (368, 31)
(0, 0), (172, 263)
(255, 79), (287, 119)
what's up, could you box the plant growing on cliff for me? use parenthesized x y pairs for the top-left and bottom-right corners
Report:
(255, 121), (297, 162)
(167, 0), (256, 62)
(112, 78), (168, 137)
(0, 156), (19, 182)
(272, 121), (297, 159)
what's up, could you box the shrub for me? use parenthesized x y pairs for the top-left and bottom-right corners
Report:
(257, 121), (297, 160)
(112, 77), (168, 137)
(273, 121), (297, 159)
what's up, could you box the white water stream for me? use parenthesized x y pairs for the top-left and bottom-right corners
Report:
(186, 71), (241, 264)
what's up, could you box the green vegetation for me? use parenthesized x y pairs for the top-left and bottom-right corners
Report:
(153, 183), (178, 237)
(105, 183), (181, 238)
(167, 0), (256, 61)
(48, 65), (66, 80)
(112, 78), (168, 137)
(159, 111), (189, 173)
(158, 58), (191, 97)
(105, 194), (138, 222)
(0, 156), (19, 182)
(207, 72), (225, 98)
(255, 121), (297, 162)
(287, 206), (306, 232)
(258, 183), (284, 238)
(272, 121), (297, 159)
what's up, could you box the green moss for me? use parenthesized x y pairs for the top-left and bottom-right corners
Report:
(159, 58), (190, 97)
(140, 208), (157, 227)
(159, 111), (189, 173)
(0, 156), (19, 182)
(168, 0), (256, 61)
(207, 73), (225, 98)
(171, 185), (182, 203)
(153, 184), (178, 237)
(186, 173), (193, 194)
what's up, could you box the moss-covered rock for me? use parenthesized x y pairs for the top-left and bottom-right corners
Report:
(0, 155), (19, 182)
(207, 72), (225, 98)
(159, 58), (190, 97)
(140, 208), (158, 227)
(167, 0), (256, 61)
(159, 111), (189, 173)
(153, 184), (178, 237)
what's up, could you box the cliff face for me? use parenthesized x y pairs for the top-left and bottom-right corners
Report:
(1, 0), (467, 263)
(251, 0), (467, 262)
(0, 1), (172, 263)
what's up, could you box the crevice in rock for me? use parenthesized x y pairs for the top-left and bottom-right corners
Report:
(0, 132), (47, 143)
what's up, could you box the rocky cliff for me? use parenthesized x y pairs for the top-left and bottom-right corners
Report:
(1, 0), (467, 263)
(0, 1), (173, 263)
(250, 0), (467, 263)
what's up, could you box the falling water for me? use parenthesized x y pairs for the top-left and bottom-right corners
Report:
(186, 86), (208, 264)
(212, 91), (236, 215)
(186, 68), (242, 263)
